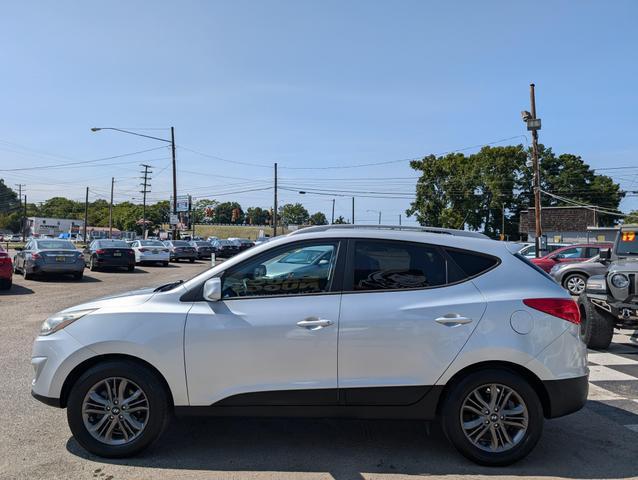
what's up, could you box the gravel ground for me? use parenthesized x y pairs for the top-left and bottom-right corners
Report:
(1, 257), (637, 480)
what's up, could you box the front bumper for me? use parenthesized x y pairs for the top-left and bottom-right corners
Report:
(543, 375), (589, 418)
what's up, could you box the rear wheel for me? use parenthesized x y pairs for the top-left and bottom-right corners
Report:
(89, 256), (98, 272)
(563, 273), (587, 296)
(66, 360), (170, 458)
(579, 293), (615, 349)
(441, 369), (543, 466)
(73, 271), (83, 281)
(23, 266), (33, 280)
(162, 262), (169, 267)
(127, 265), (135, 272)
(0, 278), (11, 290)
(189, 258), (195, 263)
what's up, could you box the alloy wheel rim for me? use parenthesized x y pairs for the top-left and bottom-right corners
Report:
(566, 276), (586, 294)
(460, 383), (528, 453)
(82, 377), (150, 445)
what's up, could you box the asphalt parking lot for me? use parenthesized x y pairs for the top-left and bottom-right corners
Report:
(1, 259), (638, 480)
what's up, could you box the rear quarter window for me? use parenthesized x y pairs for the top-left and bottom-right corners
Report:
(445, 248), (500, 280)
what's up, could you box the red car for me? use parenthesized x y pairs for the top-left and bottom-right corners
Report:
(0, 245), (12, 290)
(531, 243), (612, 273)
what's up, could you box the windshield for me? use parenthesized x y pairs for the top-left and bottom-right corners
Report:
(172, 241), (190, 246)
(36, 240), (75, 250)
(139, 240), (164, 246)
(195, 242), (210, 246)
(616, 231), (638, 255)
(98, 240), (129, 248)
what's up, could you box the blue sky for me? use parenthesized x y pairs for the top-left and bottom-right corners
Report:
(1, 0), (638, 225)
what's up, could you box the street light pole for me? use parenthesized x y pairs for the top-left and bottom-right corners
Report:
(331, 198), (335, 224)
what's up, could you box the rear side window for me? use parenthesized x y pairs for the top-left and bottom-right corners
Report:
(351, 240), (447, 291)
(445, 249), (499, 278)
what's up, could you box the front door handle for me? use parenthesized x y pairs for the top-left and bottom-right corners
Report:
(296, 317), (333, 330)
(435, 314), (473, 327)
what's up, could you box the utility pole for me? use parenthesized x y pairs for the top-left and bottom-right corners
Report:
(399, 214), (402, 226)
(351, 197), (355, 224)
(109, 177), (114, 239)
(273, 162), (278, 236)
(15, 184), (25, 240)
(527, 83), (542, 257)
(83, 187), (89, 244)
(171, 127), (177, 240)
(140, 164), (153, 239)
(22, 195), (27, 241)
(378, 211), (382, 225)
(331, 198), (335, 224)
(501, 202), (506, 241)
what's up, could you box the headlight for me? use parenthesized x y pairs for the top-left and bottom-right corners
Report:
(549, 264), (561, 274)
(40, 309), (97, 336)
(611, 273), (630, 289)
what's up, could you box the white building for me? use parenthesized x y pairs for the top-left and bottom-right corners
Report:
(26, 217), (84, 237)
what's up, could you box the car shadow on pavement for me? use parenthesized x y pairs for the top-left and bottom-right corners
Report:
(0, 283), (34, 295)
(27, 274), (101, 283)
(65, 408), (638, 480)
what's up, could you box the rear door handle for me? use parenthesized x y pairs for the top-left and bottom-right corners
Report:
(296, 317), (333, 330)
(435, 314), (473, 327)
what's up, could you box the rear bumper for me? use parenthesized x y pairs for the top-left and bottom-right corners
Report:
(543, 375), (588, 418)
(96, 257), (134, 267)
(32, 262), (84, 273)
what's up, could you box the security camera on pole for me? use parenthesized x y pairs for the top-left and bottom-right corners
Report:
(521, 83), (542, 258)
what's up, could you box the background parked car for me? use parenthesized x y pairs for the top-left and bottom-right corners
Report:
(210, 239), (239, 258)
(83, 239), (135, 272)
(189, 240), (214, 259)
(549, 253), (610, 295)
(531, 243), (612, 273)
(130, 240), (170, 266)
(518, 243), (568, 258)
(13, 239), (85, 280)
(0, 245), (13, 289)
(254, 236), (271, 246)
(206, 236), (219, 243)
(228, 237), (255, 252)
(163, 240), (197, 262)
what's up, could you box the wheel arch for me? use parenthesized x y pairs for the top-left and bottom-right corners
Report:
(561, 270), (589, 285)
(59, 353), (175, 409)
(435, 360), (552, 419)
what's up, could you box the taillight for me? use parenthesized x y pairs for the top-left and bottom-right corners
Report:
(95, 249), (105, 254)
(0, 254), (11, 265)
(523, 298), (581, 324)
(31, 253), (41, 260)
(127, 250), (134, 255)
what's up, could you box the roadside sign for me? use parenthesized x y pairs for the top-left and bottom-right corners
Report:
(169, 214), (179, 225)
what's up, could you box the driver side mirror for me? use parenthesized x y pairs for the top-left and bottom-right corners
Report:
(600, 248), (612, 261)
(203, 277), (222, 302)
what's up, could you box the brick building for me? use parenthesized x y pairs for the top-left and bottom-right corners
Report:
(519, 206), (614, 243)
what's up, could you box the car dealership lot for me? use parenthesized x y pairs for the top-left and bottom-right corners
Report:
(1, 261), (638, 479)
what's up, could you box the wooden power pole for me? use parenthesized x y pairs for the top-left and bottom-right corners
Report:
(523, 83), (543, 257)
(109, 177), (114, 239)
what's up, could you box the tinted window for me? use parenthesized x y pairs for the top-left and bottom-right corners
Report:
(351, 241), (446, 291)
(98, 240), (129, 248)
(172, 240), (190, 246)
(195, 242), (210, 246)
(222, 242), (338, 298)
(557, 247), (585, 258)
(139, 240), (165, 246)
(446, 249), (498, 278)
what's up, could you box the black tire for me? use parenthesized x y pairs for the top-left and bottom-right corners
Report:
(127, 265), (135, 272)
(73, 271), (83, 281)
(189, 258), (195, 263)
(441, 369), (543, 466)
(66, 360), (171, 458)
(579, 293), (615, 349)
(89, 256), (98, 272)
(23, 266), (33, 280)
(162, 262), (169, 267)
(0, 277), (11, 290)
(562, 273), (588, 296)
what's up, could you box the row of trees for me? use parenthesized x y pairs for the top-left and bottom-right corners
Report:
(407, 144), (625, 237)
(0, 181), (329, 234)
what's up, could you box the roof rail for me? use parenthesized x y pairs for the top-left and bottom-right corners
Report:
(288, 224), (489, 239)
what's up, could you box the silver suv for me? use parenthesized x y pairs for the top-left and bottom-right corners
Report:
(31, 225), (587, 466)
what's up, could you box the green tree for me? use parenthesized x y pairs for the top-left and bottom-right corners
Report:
(279, 203), (309, 225)
(214, 202), (244, 224)
(407, 144), (624, 238)
(309, 211), (328, 225)
(334, 215), (348, 224)
(246, 206), (269, 225)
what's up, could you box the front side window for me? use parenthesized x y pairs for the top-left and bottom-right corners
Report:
(557, 247), (585, 259)
(221, 242), (338, 299)
(350, 240), (446, 291)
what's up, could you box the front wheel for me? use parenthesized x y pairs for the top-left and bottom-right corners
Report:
(89, 257), (98, 272)
(441, 369), (543, 466)
(579, 293), (615, 349)
(66, 360), (170, 458)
